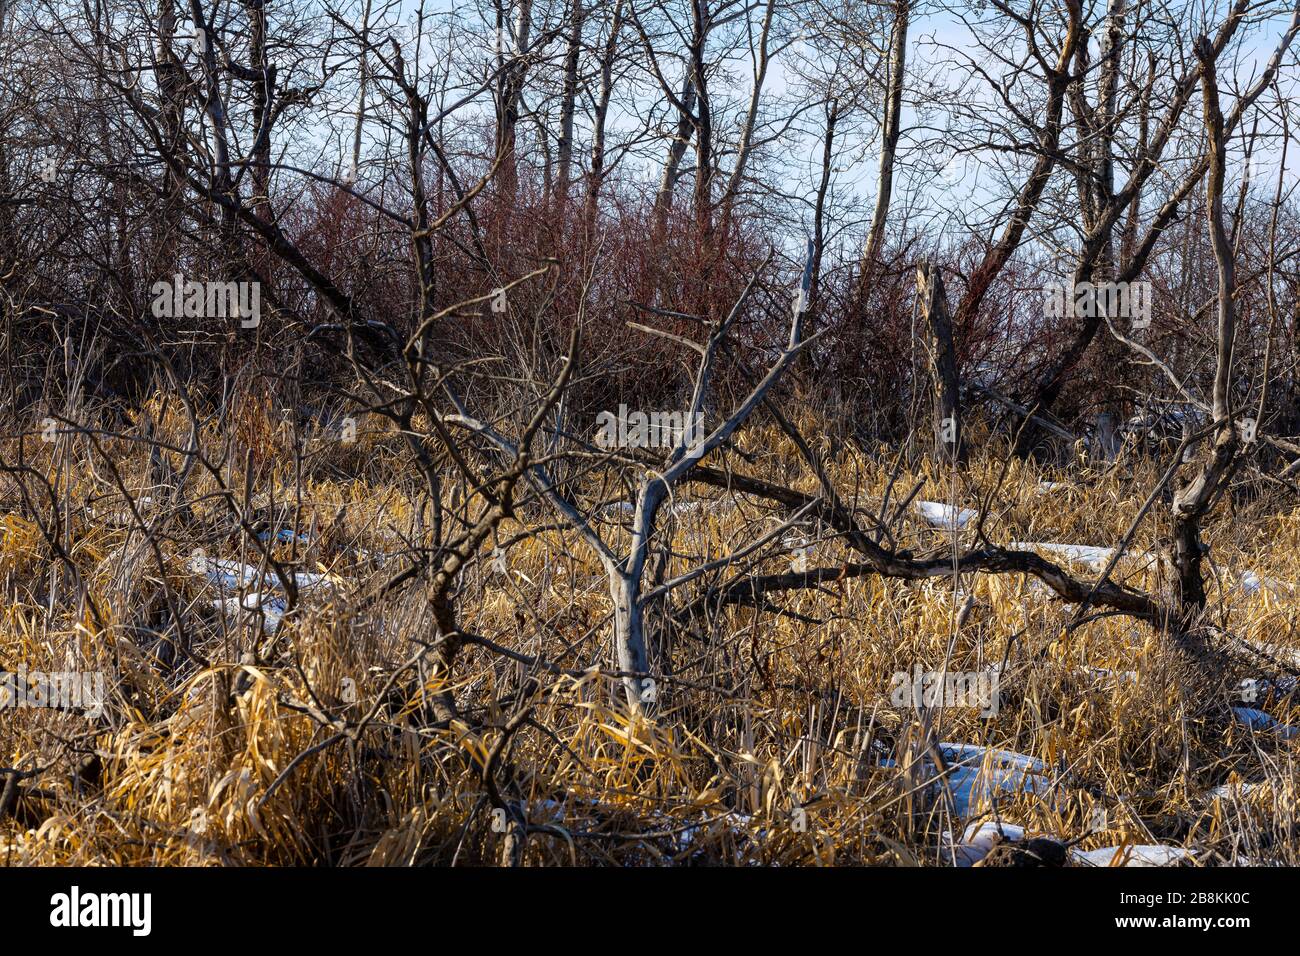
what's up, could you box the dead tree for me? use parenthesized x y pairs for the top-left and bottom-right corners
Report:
(451, 244), (820, 712)
(947, 0), (1084, 338)
(1162, 38), (1245, 633)
(917, 260), (962, 463)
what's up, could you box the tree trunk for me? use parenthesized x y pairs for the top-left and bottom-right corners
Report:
(495, 0), (534, 200)
(917, 261), (963, 463)
(688, 3), (713, 242)
(652, 77), (696, 238)
(584, 0), (623, 232)
(806, 99), (837, 353)
(348, 0), (374, 185)
(245, 0), (273, 219)
(1164, 38), (1241, 638)
(555, 0), (584, 201)
(860, 0), (908, 289)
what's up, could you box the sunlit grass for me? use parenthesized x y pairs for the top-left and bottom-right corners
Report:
(1, 398), (1297, 866)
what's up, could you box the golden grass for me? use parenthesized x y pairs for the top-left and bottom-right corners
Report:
(1, 398), (1298, 866)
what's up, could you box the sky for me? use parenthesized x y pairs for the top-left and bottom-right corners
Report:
(305, 0), (1300, 258)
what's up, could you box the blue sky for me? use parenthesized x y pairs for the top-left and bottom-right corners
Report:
(319, 0), (1299, 257)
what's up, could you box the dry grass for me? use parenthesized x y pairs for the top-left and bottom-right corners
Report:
(2, 397), (1298, 866)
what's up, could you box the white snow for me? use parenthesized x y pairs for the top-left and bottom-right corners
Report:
(290, 570), (337, 592)
(1232, 706), (1300, 740)
(935, 744), (1053, 817)
(916, 501), (977, 530)
(191, 555), (338, 595)
(257, 529), (311, 545)
(1240, 571), (1293, 598)
(1239, 638), (1300, 669)
(1072, 845), (1192, 867)
(949, 821), (1026, 867)
(674, 812), (753, 851)
(192, 556), (260, 590)
(1010, 541), (1156, 573)
(191, 555), (343, 633)
(1207, 781), (1266, 801)
(940, 743), (1046, 774)
(209, 592), (287, 633)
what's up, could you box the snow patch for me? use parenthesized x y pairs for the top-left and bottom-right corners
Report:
(1232, 706), (1300, 740)
(935, 744), (1053, 817)
(1240, 570), (1293, 599)
(1010, 541), (1155, 573)
(1072, 845), (1192, 867)
(1206, 781), (1267, 801)
(949, 821), (1026, 867)
(916, 501), (977, 530)
(191, 555), (338, 594)
(210, 592), (287, 633)
(257, 528), (311, 545)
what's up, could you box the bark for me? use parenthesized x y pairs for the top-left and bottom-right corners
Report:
(860, 0), (908, 289)
(688, 0), (713, 239)
(718, 0), (775, 215)
(555, 0), (584, 200)
(1119, 53), (1156, 269)
(584, 0), (623, 231)
(188, 0), (234, 215)
(808, 99), (838, 339)
(917, 261), (963, 463)
(1096, 0), (1126, 272)
(1165, 38), (1241, 632)
(154, 0), (186, 262)
(652, 76), (696, 236)
(951, 3), (1082, 336)
(244, 0), (273, 219)
(495, 0), (534, 199)
(349, 0), (375, 184)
